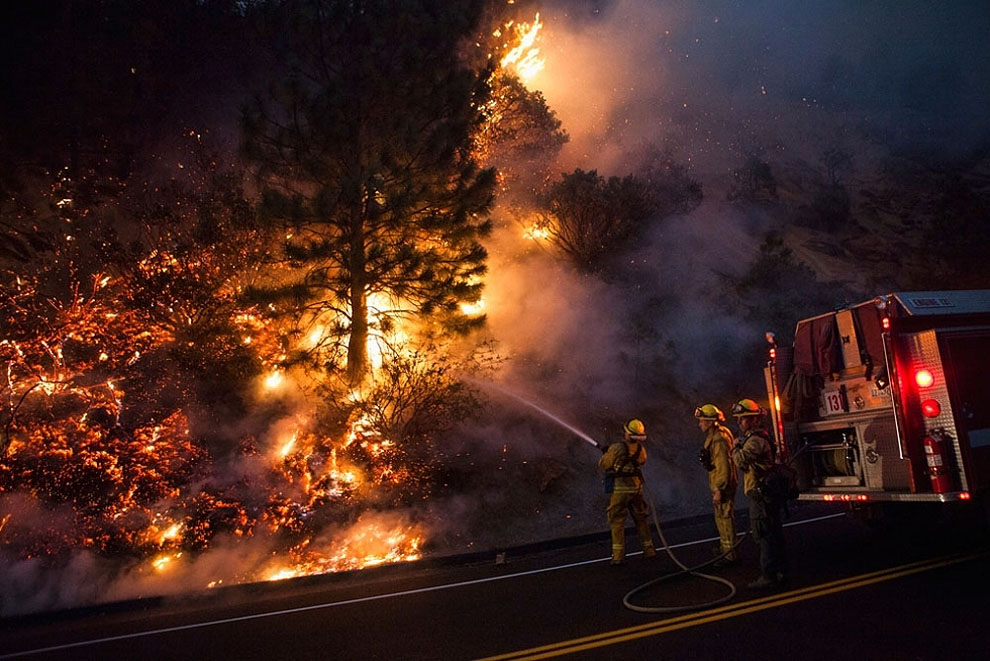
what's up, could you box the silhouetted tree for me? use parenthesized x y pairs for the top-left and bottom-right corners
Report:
(727, 155), (778, 204)
(475, 73), (569, 204)
(241, 0), (496, 384)
(536, 169), (657, 272)
(811, 147), (853, 231)
(733, 232), (853, 342)
(636, 145), (703, 218)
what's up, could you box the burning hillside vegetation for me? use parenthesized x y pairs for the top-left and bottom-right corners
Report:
(0, 6), (554, 614)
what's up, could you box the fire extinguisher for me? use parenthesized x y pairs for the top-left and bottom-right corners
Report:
(923, 433), (952, 493)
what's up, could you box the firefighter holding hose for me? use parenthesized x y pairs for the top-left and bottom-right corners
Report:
(694, 404), (738, 567)
(598, 419), (657, 565)
(731, 398), (787, 590)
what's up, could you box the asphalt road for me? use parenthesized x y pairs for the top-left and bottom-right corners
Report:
(3, 501), (989, 660)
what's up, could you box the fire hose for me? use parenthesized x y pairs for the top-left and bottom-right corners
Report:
(621, 480), (748, 614)
(595, 440), (747, 614)
(617, 441), (809, 613)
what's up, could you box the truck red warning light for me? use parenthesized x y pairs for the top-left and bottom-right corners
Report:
(921, 399), (941, 418)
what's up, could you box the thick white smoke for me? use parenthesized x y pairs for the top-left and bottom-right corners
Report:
(458, 0), (990, 545)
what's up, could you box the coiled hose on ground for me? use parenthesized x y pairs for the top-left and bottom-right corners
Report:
(621, 482), (748, 614)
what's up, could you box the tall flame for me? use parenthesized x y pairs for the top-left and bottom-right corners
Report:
(499, 13), (544, 82)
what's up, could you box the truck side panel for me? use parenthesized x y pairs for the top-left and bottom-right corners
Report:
(940, 332), (990, 492)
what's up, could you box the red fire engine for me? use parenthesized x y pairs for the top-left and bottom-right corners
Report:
(765, 290), (990, 508)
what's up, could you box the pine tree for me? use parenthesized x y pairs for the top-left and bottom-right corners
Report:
(241, 0), (495, 384)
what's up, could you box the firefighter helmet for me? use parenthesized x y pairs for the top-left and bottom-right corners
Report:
(694, 404), (725, 422)
(731, 398), (762, 417)
(624, 418), (646, 437)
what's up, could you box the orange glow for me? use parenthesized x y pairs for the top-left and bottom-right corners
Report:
(261, 519), (424, 581)
(523, 224), (550, 241)
(265, 369), (284, 389)
(459, 296), (486, 316)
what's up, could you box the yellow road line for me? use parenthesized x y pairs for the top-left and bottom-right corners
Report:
(477, 550), (986, 661)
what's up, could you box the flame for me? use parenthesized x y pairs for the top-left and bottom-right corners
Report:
(152, 552), (183, 572)
(0, 84), (509, 606)
(261, 519), (424, 581)
(499, 13), (544, 82)
(265, 369), (284, 389)
(366, 292), (409, 369)
(278, 430), (298, 458)
(523, 224), (551, 241)
(459, 296), (486, 315)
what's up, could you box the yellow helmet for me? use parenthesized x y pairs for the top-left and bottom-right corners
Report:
(624, 418), (646, 437)
(731, 398), (762, 417)
(694, 404), (724, 422)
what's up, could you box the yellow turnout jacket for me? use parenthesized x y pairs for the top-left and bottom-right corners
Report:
(598, 440), (646, 493)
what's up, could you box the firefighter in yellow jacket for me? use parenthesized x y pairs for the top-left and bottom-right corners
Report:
(695, 404), (739, 566)
(598, 418), (656, 565)
(730, 398), (787, 589)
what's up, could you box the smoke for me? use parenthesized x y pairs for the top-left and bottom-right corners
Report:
(0, 495), (426, 617)
(478, 0), (990, 409)
(455, 0), (990, 543)
(534, 0), (990, 173)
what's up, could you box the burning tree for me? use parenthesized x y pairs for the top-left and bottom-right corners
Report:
(241, 0), (496, 384)
(0, 2), (566, 610)
(529, 169), (659, 273)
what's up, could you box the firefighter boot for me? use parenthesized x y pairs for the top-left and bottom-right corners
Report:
(712, 546), (739, 567)
(747, 573), (785, 590)
(611, 547), (626, 566)
(636, 520), (656, 558)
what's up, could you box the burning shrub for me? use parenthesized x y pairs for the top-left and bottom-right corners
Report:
(315, 342), (499, 503)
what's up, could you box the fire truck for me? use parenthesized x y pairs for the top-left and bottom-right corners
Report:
(764, 290), (990, 511)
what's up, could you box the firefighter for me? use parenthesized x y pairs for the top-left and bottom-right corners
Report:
(730, 398), (787, 589)
(598, 418), (656, 565)
(694, 404), (738, 567)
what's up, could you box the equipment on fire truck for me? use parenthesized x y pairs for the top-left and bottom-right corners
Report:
(763, 290), (990, 510)
(924, 432), (952, 493)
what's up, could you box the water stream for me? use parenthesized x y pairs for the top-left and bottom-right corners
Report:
(464, 376), (601, 449)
